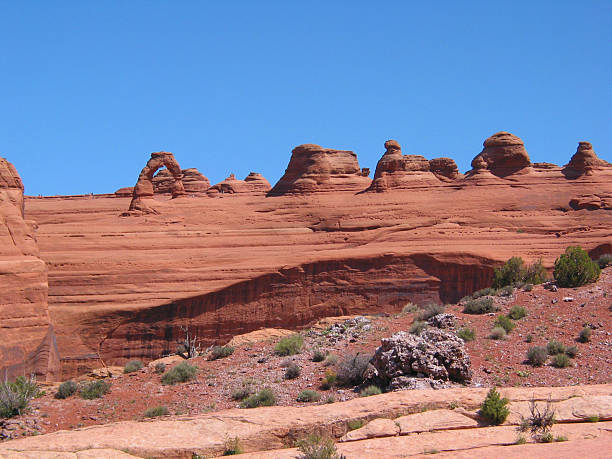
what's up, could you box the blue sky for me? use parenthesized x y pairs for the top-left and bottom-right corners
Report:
(1, 1), (610, 195)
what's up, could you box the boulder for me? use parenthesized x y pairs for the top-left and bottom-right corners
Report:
(563, 142), (610, 178)
(369, 328), (471, 389)
(268, 144), (371, 195)
(466, 132), (532, 178)
(0, 157), (59, 381)
(208, 172), (271, 196)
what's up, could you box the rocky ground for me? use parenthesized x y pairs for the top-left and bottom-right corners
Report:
(2, 268), (611, 443)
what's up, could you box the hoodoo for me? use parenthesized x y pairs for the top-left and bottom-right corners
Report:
(466, 131), (532, 178)
(0, 157), (59, 381)
(563, 141), (611, 178)
(208, 172), (271, 196)
(127, 151), (186, 214)
(268, 144), (371, 195)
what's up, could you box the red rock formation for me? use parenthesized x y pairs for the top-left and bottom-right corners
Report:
(0, 157), (59, 381)
(563, 142), (610, 178)
(466, 132), (532, 178)
(208, 172), (271, 196)
(127, 152), (186, 214)
(153, 168), (210, 194)
(367, 140), (448, 191)
(268, 144), (371, 195)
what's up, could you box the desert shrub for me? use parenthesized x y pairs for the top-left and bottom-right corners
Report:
(493, 257), (527, 289)
(515, 435), (527, 444)
(489, 326), (507, 340)
(523, 283), (533, 292)
(519, 398), (555, 441)
(597, 254), (612, 269)
(240, 388), (276, 408)
(231, 379), (255, 401)
(209, 346), (235, 360)
(0, 376), (40, 418)
(565, 345), (578, 357)
(527, 346), (548, 366)
(274, 334), (304, 356)
(323, 354), (338, 367)
(123, 360), (144, 373)
(336, 353), (372, 387)
(552, 353), (571, 368)
(79, 380), (111, 400)
(161, 362), (197, 385)
(409, 320), (428, 335)
(525, 334), (534, 343)
(321, 369), (337, 390)
(554, 246), (600, 287)
(508, 305), (527, 320)
(457, 327), (475, 341)
(587, 415), (600, 422)
(555, 435), (568, 442)
(223, 436), (243, 456)
(297, 390), (321, 402)
(498, 285), (514, 297)
(154, 362), (166, 374)
(472, 287), (499, 298)
(296, 433), (340, 459)
(360, 385), (382, 397)
(578, 326), (592, 343)
(480, 387), (510, 425)
(402, 302), (419, 314)
(524, 259), (548, 284)
(55, 380), (78, 399)
(463, 297), (497, 314)
(347, 419), (364, 430)
(416, 303), (445, 321)
(494, 315), (516, 333)
(144, 405), (168, 418)
(547, 340), (566, 355)
(312, 349), (326, 362)
(285, 363), (301, 380)
(540, 432), (554, 443)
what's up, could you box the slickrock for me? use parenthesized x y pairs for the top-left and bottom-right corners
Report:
(367, 140), (444, 191)
(127, 151), (185, 214)
(267, 144), (371, 195)
(466, 131), (532, 178)
(207, 172), (271, 196)
(227, 328), (295, 347)
(0, 157), (58, 381)
(563, 141), (611, 178)
(340, 418), (399, 441)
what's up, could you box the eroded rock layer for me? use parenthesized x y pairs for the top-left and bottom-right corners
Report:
(0, 157), (58, 381)
(466, 131), (532, 178)
(563, 142), (611, 178)
(268, 144), (371, 195)
(207, 172), (271, 196)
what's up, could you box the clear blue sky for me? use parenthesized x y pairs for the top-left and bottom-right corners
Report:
(1, 1), (610, 196)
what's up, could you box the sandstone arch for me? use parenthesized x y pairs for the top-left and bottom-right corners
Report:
(128, 151), (186, 214)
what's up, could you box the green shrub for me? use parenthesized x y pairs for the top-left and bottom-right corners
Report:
(515, 435), (527, 444)
(144, 405), (168, 418)
(55, 380), (78, 399)
(161, 362), (197, 385)
(587, 415), (600, 422)
(123, 360), (144, 373)
(597, 254), (612, 269)
(498, 285), (514, 297)
(402, 302), (419, 314)
(416, 303), (445, 321)
(296, 433), (340, 459)
(547, 340), (566, 355)
(223, 436), (243, 455)
(493, 257), (527, 289)
(489, 326), (507, 340)
(285, 363), (301, 380)
(312, 349), (326, 362)
(409, 320), (428, 335)
(472, 287), (499, 298)
(321, 369), (337, 390)
(578, 327), (592, 343)
(360, 385), (382, 397)
(552, 353), (571, 368)
(540, 432), (554, 443)
(0, 376), (40, 418)
(240, 388), (276, 408)
(565, 345), (578, 358)
(209, 346), (235, 360)
(527, 346), (548, 366)
(457, 327), (476, 341)
(231, 379), (255, 401)
(274, 334), (304, 356)
(336, 353), (372, 387)
(555, 435), (568, 442)
(323, 354), (338, 367)
(154, 362), (166, 374)
(79, 380), (111, 400)
(463, 297), (497, 314)
(525, 334), (534, 343)
(347, 419), (364, 430)
(297, 390), (321, 402)
(523, 283), (534, 292)
(508, 305), (527, 320)
(480, 387), (510, 425)
(553, 246), (600, 287)
(524, 259), (548, 284)
(494, 315), (516, 333)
